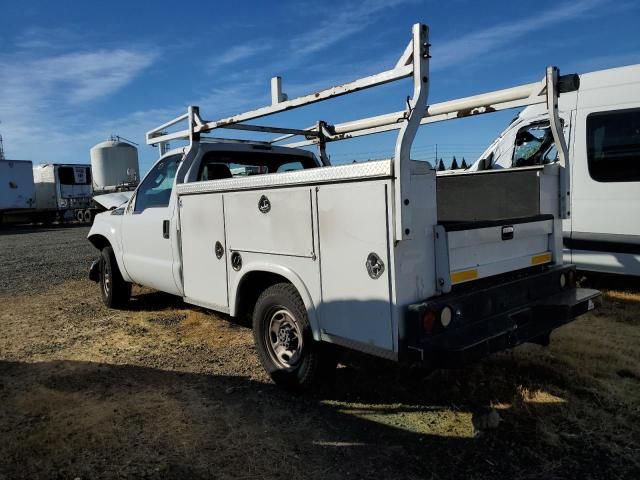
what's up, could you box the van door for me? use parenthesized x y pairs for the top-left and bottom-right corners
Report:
(570, 105), (640, 273)
(121, 154), (182, 295)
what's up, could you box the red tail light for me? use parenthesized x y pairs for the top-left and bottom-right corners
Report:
(422, 309), (436, 333)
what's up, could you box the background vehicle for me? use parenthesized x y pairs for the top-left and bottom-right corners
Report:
(471, 64), (640, 276)
(0, 137), (140, 225)
(88, 23), (599, 388)
(33, 163), (93, 223)
(0, 159), (34, 224)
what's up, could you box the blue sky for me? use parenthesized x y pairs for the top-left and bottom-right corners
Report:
(1, 0), (639, 173)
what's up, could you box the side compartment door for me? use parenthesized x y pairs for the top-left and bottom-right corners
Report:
(179, 193), (228, 310)
(317, 181), (393, 351)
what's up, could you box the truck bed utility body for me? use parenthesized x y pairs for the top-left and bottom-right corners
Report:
(88, 23), (598, 386)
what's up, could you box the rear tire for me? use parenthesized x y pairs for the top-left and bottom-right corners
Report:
(99, 246), (131, 308)
(252, 283), (335, 389)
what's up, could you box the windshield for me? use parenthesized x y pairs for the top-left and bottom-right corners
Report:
(512, 122), (558, 167)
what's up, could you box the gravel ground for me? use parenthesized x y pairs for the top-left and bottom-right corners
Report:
(0, 226), (639, 479)
(0, 224), (95, 295)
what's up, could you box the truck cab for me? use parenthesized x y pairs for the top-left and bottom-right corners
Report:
(89, 142), (321, 297)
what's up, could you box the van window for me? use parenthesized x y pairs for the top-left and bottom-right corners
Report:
(512, 122), (557, 167)
(587, 108), (640, 182)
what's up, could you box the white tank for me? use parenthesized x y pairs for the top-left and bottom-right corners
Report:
(90, 138), (139, 191)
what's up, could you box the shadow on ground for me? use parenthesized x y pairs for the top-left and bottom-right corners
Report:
(1, 356), (636, 480)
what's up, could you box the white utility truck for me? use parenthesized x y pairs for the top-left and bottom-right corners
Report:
(469, 64), (640, 276)
(88, 24), (599, 388)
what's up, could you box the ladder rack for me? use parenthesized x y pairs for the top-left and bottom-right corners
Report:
(146, 22), (578, 240)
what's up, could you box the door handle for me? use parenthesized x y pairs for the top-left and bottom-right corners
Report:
(162, 220), (170, 239)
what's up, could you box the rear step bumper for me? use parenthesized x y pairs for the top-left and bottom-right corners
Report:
(403, 265), (600, 367)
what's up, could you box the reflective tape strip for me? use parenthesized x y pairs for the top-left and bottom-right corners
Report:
(450, 268), (478, 284)
(531, 252), (552, 265)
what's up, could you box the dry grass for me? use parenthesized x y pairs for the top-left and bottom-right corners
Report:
(1, 277), (639, 479)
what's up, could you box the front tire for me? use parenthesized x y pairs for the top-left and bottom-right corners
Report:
(253, 283), (334, 389)
(99, 246), (131, 308)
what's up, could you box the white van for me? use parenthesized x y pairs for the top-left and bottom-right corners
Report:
(471, 64), (640, 276)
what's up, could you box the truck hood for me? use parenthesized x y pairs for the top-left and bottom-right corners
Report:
(93, 191), (133, 210)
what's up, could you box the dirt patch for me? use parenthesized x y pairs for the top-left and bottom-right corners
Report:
(1, 227), (639, 479)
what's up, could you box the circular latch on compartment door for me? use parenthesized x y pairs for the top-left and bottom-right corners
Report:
(258, 195), (271, 214)
(366, 252), (385, 279)
(215, 241), (224, 259)
(231, 252), (243, 271)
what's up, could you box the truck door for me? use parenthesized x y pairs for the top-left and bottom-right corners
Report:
(121, 154), (182, 295)
(179, 193), (228, 310)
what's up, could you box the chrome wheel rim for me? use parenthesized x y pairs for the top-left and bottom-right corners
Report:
(265, 308), (304, 368)
(101, 257), (110, 297)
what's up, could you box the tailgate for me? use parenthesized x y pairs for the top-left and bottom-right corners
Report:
(435, 214), (555, 291)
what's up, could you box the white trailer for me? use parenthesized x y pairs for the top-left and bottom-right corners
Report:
(88, 23), (599, 388)
(470, 64), (640, 276)
(0, 160), (35, 223)
(33, 163), (92, 222)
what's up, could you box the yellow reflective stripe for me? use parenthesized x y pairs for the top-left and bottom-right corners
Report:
(450, 268), (478, 284)
(531, 252), (552, 265)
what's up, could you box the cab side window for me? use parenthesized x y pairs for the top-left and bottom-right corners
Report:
(587, 108), (640, 182)
(134, 155), (181, 213)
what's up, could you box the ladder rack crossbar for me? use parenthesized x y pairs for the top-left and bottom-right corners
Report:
(217, 123), (321, 138)
(148, 112), (189, 139)
(281, 79), (547, 147)
(199, 136), (272, 146)
(146, 55), (413, 146)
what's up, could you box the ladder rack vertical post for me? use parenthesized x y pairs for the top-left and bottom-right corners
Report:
(546, 66), (571, 220)
(188, 106), (200, 146)
(317, 121), (330, 166)
(271, 77), (286, 105)
(393, 23), (430, 240)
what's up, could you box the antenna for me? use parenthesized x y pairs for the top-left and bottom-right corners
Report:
(0, 121), (5, 160)
(110, 134), (139, 146)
